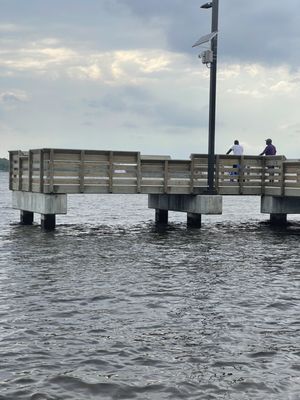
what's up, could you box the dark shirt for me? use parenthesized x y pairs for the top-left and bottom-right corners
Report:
(262, 144), (276, 155)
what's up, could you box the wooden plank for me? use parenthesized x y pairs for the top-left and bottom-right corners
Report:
(141, 179), (164, 186)
(219, 173), (263, 181)
(110, 186), (139, 194)
(112, 156), (139, 164)
(45, 178), (81, 185)
(52, 170), (81, 177)
(112, 171), (137, 178)
(284, 188), (300, 197)
(83, 153), (110, 162)
(112, 179), (137, 186)
(51, 152), (81, 161)
(141, 155), (171, 161)
(168, 187), (191, 194)
(264, 187), (282, 196)
(140, 187), (165, 194)
(141, 172), (164, 179)
(168, 172), (191, 178)
(81, 178), (109, 185)
(168, 163), (191, 170)
(218, 186), (262, 195)
(141, 162), (165, 169)
(281, 182), (300, 188)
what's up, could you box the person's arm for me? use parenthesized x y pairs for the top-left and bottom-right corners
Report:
(259, 147), (266, 156)
(226, 148), (232, 155)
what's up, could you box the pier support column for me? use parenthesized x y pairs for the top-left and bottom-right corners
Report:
(148, 194), (222, 227)
(270, 213), (287, 226)
(41, 214), (56, 230)
(12, 191), (67, 230)
(260, 195), (300, 226)
(155, 209), (168, 225)
(187, 212), (202, 228)
(20, 210), (34, 225)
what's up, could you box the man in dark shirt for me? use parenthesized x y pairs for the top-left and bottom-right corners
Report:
(259, 138), (277, 155)
(259, 138), (277, 183)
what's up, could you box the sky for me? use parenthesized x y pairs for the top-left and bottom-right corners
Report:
(1, 0), (300, 159)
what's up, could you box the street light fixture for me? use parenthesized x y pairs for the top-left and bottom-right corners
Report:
(200, 2), (212, 9)
(193, 0), (219, 194)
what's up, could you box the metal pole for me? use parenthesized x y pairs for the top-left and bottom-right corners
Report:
(207, 0), (219, 194)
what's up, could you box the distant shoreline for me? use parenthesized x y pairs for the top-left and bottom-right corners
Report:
(0, 158), (9, 171)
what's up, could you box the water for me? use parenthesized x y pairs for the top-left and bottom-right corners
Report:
(0, 171), (299, 400)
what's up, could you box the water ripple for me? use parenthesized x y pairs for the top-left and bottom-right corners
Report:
(0, 173), (300, 399)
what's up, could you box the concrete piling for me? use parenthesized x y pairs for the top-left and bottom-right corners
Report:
(260, 195), (300, 225)
(20, 210), (34, 225)
(270, 213), (287, 226)
(149, 194), (222, 228)
(155, 209), (168, 225)
(41, 214), (56, 230)
(12, 191), (67, 230)
(187, 212), (202, 228)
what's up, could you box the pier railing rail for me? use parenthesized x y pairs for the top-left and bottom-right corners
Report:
(9, 148), (299, 196)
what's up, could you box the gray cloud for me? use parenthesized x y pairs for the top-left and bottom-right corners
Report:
(120, 0), (300, 67)
(2, 0), (300, 66)
(85, 85), (207, 133)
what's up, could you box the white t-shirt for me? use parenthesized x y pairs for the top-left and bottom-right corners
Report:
(230, 144), (243, 155)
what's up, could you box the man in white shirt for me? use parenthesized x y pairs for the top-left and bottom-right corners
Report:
(226, 140), (244, 155)
(226, 140), (243, 181)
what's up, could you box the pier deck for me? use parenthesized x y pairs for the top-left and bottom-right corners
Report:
(9, 148), (300, 196)
(8, 149), (300, 229)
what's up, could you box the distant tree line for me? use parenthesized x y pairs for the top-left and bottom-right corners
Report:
(0, 158), (9, 171)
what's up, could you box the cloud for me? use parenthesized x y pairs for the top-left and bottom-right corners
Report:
(0, 41), (77, 74)
(0, 90), (29, 104)
(1, 0), (300, 160)
(0, 23), (21, 32)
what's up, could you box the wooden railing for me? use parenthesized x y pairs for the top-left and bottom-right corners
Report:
(9, 148), (299, 196)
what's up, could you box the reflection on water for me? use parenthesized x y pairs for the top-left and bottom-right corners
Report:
(0, 172), (299, 400)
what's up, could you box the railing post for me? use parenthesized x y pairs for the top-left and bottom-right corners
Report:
(9, 151), (13, 191)
(108, 151), (113, 193)
(136, 153), (141, 194)
(164, 160), (169, 194)
(39, 150), (44, 193)
(261, 157), (266, 195)
(79, 150), (85, 193)
(18, 151), (22, 191)
(28, 150), (33, 192)
(239, 155), (244, 195)
(215, 155), (220, 193)
(190, 156), (195, 194)
(49, 149), (55, 193)
(280, 162), (286, 196)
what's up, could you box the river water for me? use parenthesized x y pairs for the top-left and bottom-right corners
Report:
(0, 171), (299, 400)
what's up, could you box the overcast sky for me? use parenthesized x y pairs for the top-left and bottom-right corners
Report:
(1, 0), (300, 159)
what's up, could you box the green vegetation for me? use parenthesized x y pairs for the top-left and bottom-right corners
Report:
(0, 158), (9, 171)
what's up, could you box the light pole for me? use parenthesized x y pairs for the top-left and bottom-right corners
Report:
(196, 0), (219, 194)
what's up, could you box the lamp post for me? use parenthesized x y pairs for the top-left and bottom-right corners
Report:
(201, 0), (219, 194)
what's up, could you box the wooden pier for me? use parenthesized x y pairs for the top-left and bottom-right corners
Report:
(8, 148), (300, 229)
